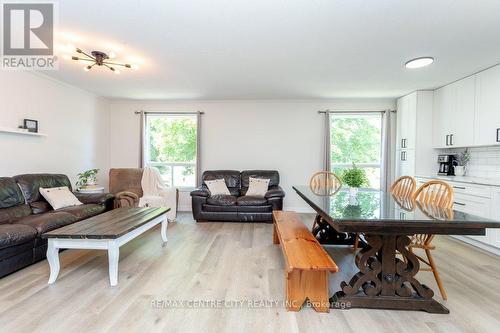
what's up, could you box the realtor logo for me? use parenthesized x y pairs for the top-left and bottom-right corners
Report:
(1, 2), (58, 70)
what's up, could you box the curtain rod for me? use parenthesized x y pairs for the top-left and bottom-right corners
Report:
(318, 109), (396, 114)
(134, 111), (204, 115)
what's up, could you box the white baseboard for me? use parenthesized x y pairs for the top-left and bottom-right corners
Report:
(451, 236), (500, 256)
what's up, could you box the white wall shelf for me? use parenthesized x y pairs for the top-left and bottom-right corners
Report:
(0, 127), (47, 137)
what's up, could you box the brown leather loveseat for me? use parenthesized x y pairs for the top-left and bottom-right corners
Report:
(190, 170), (285, 222)
(0, 174), (114, 277)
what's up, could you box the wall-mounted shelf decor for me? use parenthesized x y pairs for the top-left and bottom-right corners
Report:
(0, 127), (47, 137)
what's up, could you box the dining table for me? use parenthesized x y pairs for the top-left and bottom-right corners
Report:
(293, 185), (500, 314)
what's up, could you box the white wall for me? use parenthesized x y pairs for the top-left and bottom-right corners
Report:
(0, 72), (110, 187)
(109, 99), (395, 211)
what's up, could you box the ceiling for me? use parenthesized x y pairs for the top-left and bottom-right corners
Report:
(44, 0), (500, 100)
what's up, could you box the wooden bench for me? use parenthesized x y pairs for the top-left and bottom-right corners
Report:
(273, 211), (338, 312)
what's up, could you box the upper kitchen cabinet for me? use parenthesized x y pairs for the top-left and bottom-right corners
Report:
(432, 75), (475, 148)
(432, 84), (454, 148)
(474, 64), (500, 146)
(395, 91), (434, 178)
(396, 92), (417, 150)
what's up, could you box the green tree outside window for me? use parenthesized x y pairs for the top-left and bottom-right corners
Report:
(330, 115), (382, 189)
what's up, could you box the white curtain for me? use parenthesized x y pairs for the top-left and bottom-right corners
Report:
(196, 111), (202, 187)
(136, 110), (145, 168)
(381, 110), (395, 192)
(323, 111), (331, 172)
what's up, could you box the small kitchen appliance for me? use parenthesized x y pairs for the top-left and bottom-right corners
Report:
(437, 154), (457, 176)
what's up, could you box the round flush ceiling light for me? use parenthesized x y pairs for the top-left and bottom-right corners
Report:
(405, 57), (434, 69)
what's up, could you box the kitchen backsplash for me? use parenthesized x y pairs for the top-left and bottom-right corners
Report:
(444, 146), (500, 179)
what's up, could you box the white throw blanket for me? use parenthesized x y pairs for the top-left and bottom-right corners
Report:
(139, 167), (177, 221)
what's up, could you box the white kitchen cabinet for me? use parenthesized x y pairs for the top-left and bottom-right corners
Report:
(487, 229), (500, 249)
(416, 176), (500, 252)
(396, 93), (417, 150)
(396, 98), (404, 149)
(432, 76), (475, 148)
(395, 91), (434, 179)
(474, 65), (500, 146)
(453, 192), (491, 244)
(488, 188), (500, 249)
(395, 149), (415, 178)
(449, 181), (491, 198)
(432, 84), (455, 148)
(454, 77), (476, 147)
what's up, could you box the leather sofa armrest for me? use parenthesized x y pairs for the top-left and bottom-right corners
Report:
(190, 187), (210, 197)
(75, 192), (114, 205)
(191, 190), (208, 221)
(265, 186), (285, 199)
(74, 192), (115, 211)
(114, 191), (140, 208)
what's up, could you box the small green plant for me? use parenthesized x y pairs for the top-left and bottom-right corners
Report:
(456, 149), (470, 167)
(76, 168), (99, 189)
(342, 164), (369, 188)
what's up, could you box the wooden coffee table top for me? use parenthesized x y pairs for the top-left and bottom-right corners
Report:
(42, 207), (169, 239)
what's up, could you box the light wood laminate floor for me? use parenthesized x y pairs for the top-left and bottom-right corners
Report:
(1, 213), (499, 333)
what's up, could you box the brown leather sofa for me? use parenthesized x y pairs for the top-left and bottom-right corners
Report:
(0, 174), (114, 278)
(190, 170), (285, 222)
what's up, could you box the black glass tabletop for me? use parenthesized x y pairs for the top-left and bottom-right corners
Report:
(293, 185), (500, 234)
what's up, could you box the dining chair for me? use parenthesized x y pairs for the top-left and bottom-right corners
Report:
(410, 179), (455, 300)
(309, 171), (342, 196)
(413, 180), (454, 209)
(309, 171), (342, 232)
(353, 176), (417, 252)
(390, 175), (417, 198)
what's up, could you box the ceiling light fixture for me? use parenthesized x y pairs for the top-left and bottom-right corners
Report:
(405, 57), (434, 69)
(66, 47), (138, 73)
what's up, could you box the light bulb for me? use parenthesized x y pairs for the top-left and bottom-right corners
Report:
(108, 51), (116, 59)
(114, 69), (120, 75)
(130, 64), (139, 70)
(62, 54), (71, 60)
(83, 65), (91, 72)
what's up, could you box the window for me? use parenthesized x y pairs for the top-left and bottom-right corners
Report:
(144, 113), (198, 188)
(330, 113), (382, 189)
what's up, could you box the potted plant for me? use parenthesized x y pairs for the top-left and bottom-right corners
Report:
(341, 163), (369, 201)
(455, 149), (470, 176)
(76, 168), (99, 190)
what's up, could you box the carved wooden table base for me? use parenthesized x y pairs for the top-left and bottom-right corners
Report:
(331, 234), (449, 314)
(312, 214), (361, 246)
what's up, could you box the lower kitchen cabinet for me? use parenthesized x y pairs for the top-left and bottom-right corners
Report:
(488, 188), (500, 249)
(454, 192), (491, 243)
(416, 177), (500, 254)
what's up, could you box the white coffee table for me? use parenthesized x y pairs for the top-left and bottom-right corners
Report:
(42, 207), (169, 286)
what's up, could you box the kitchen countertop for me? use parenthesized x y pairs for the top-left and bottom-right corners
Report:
(416, 175), (500, 187)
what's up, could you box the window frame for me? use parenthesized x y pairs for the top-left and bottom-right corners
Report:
(143, 113), (198, 189)
(330, 112), (383, 189)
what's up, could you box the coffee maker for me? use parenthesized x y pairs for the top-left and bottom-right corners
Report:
(437, 154), (457, 176)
